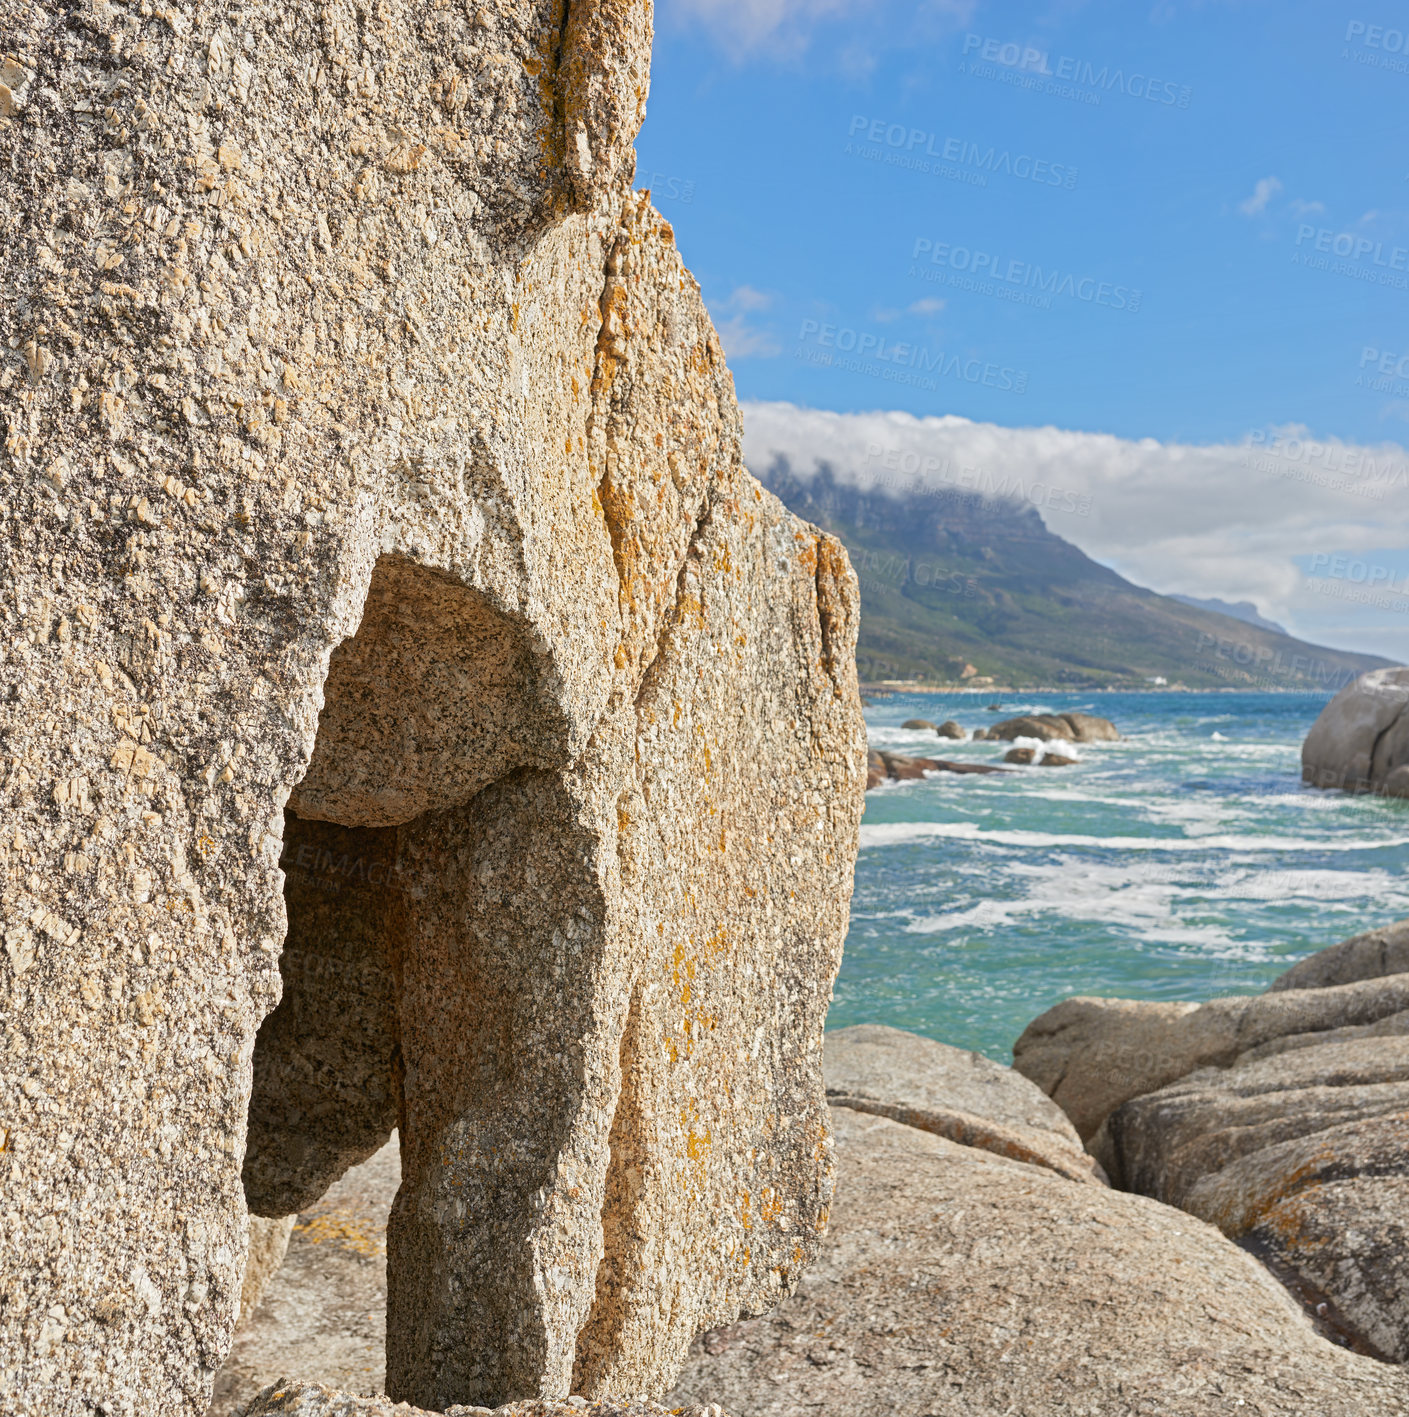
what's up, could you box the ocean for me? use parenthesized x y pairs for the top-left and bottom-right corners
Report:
(834, 690), (1409, 1061)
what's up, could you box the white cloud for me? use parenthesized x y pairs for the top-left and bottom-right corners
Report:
(908, 297), (946, 316)
(1239, 176), (1282, 217)
(714, 287), (782, 357)
(740, 400), (1409, 659)
(1289, 197), (1326, 216)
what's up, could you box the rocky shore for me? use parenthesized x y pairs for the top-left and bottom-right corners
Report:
(217, 921), (1409, 1415)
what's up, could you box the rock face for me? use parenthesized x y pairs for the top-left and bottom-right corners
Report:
(0, 4), (866, 1414)
(1302, 667), (1409, 795)
(823, 1025), (1104, 1184)
(1017, 925), (1409, 1365)
(988, 711), (1118, 743)
(666, 1107), (1409, 1416)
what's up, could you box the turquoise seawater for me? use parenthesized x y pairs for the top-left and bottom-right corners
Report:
(832, 690), (1409, 1062)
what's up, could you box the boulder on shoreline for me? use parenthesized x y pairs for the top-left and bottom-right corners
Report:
(824, 1025), (1105, 1185)
(901, 718), (938, 730)
(1302, 667), (1409, 796)
(937, 720), (966, 739)
(667, 1106), (1408, 1416)
(1014, 921), (1409, 1364)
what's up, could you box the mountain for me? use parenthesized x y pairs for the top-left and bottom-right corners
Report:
(758, 460), (1393, 691)
(1169, 595), (1286, 635)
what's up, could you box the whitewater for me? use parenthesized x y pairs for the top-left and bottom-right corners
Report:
(834, 690), (1409, 1059)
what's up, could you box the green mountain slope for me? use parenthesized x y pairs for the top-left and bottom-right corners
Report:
(759, 461), (1393, 690)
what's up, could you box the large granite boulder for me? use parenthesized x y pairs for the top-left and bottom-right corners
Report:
(666, 1107), (1409, 1415)
(0, 3), (866, 1413)
(1014, 973), (1409, 1140)
(1302, 667), (1409, 795)
(1017, 925), (1409, 1365)
(823, 1024), (1105, 1184)
(1103, 1039), (1409, 1361)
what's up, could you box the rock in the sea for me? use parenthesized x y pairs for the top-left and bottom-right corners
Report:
(936, 720), (966, 739)
(1302, 667), (1409, 795)
(0, 3), (867, 1411)
(824, 1025), (1104, 1184)
(239, 1384), (728, 1417)
(901, 718), (938, 730)
(1037, 753), (1077, 767)
(990, 712), (1119, 743)
(1003, 746), (1038, 764)
(666, 1107), (1408, 1416)
(869, 753), (1009, 786)
(971, 727), (990, 741)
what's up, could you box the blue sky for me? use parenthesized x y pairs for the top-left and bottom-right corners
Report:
(638, 0), (1409, 658)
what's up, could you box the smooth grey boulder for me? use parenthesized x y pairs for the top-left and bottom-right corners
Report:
(824, 1025), (1105, 1184)
(1014, 973), (1409, 1140)
(666, 1107), (1409, 1416)
(1302, 667), (1409, 794)
(1101, 1039), (1409, 1361)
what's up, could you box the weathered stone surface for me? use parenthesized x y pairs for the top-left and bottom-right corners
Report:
(1101, 1039), (1409, 1361)
(1014, 973), (1409, 1140)
(1302, 666), (1409, 794)
(215, 1139), (400, 1415)
(1269, 915), (1409, 991)
(238, 1384), (728, 1417)
(666, 1108), (1409, 1416)
(0, 4), (866, 1413)
(239, 1219), (297, 1332)
(823, 1025), (1104, 1184)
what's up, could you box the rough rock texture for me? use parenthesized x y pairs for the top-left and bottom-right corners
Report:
(823, 1025), (1104, 1184)
(238, 1386), (727, 1417)
(988, 712), (1118, 743)
(0, 4), (867, 1413)
(1019, 928), (1409, 1365)
(1270, 915), (1409, 992)
(214, 1140), (400, 1415)
(1014, 973), (1409, 1140)
(1101, 1039), (1409, 1362)
(666, 1107), (1409, 1416)
(238, 1218), (297, 1332)
(1302, 666), (1409, 795)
